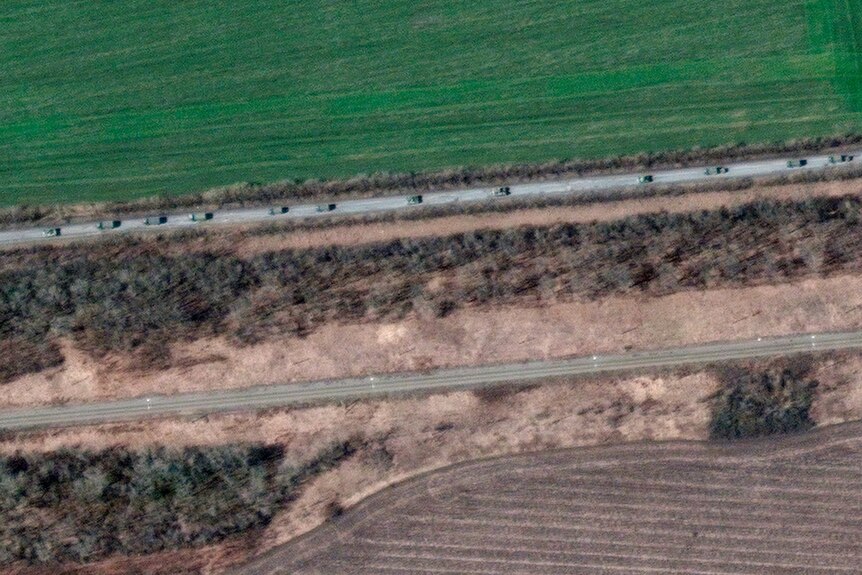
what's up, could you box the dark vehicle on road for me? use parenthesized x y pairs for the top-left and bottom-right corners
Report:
(493, 186), (511, 197)
(704, 166), (729, 175)
(316, 203), (336, 212)
(407, 195), (423, 205)
(637, 175), (654, 184)
(787, 159), (808, 168)
(828, 154), (854, 164)
(42, 227), (61, 237)
(144, 215), (168, 225)
(96, 220), (122, 230)
(269, 206), (290, 215)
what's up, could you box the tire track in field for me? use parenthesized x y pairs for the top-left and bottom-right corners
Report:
(229, 423), (862, 574)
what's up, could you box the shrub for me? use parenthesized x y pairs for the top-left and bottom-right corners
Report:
(0, 440), (356, 566)
(710, 361), (818, 440)
(4, 195), (862, 383)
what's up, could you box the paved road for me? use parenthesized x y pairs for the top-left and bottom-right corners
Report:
(1, 331), (860, 431)
(1, 152), (858, 246)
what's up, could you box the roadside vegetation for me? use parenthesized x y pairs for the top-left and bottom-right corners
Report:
(3, 350), (861, 573)
(3, 194), (862, 384)
(2, 0), (860, 205)
(0, 440), (357, 566)
(710, 358), (819, 439)
(2, 135), (861, 228)
(229, 424), (862, 575)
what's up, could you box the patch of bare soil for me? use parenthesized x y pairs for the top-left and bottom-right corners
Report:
(812, 354), (862, 426)
(230, 422), (862, 575)
(2, 369), (719, 574)
(5, 273), (862, 408)
(6, 538), (253, 575)
(5, 353), (862, 575)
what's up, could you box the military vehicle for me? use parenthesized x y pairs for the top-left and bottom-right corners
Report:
(786, 159), (808, 168)
(828, 154), (854, 164)
(268, 206), (290, 215)
(492, 186), (511, 197)
(42, 228), (61, 237)
(638, 175), (654, 184)
(96, 220), (122, 230)
(316, 203), (336, 212)
(144, 215), (168, 225)
(189, 212), (214, 222)
(704, 166), (729, 175)
(407, 195), (423, 205)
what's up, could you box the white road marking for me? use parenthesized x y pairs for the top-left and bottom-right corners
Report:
(2, 330), (861, 431)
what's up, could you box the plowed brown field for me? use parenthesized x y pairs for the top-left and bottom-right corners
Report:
(232, 423), (862, 575)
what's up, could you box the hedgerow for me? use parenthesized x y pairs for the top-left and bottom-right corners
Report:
(2, 195), (862, 382)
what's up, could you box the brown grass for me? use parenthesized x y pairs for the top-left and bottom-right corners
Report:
(231, 422), (862, 575)
(0, 370), (721, 574)
(5, 272), (861, 408)
(4, 353), (862, 574)
(4, 172), (860, 265)
(4, 536), (255, 575)
(4, 171), (861, 403)
(812, 354), (862, 427)
(193, 177), (862, 256)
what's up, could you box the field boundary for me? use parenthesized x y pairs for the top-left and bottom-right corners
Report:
(2, 134), (862, 229)
(227, 420), (862, 574)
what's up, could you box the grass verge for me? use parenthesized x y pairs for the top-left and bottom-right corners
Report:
(3, 194), (862, 384)
(3, 135), (862, 228)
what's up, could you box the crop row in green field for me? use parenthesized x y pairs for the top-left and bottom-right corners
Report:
(1, 0), (861, 205)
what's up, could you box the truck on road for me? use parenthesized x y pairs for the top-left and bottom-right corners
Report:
(492, 186), (511, 197)
(704, 166), (729, 175)
(96, 220), (122, 230)
(637, 175), (654, 184)
(144, 216), (168, 225)
(268, 206), (290, 215)
(316, 203), (336, 212)
(42, 228), (61, 237)
(407, 195), (423, 205)
(189, 212), (214, 222)
(786, 159), (808, 168)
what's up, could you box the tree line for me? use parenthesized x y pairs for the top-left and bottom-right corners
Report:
(2, 194), (861, 383)
(0, 440), (357, 566)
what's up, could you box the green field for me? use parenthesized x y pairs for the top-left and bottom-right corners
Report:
(1, 0), (861, 205)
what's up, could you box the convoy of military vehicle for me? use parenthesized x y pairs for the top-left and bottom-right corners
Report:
(35, 155), (858, 239)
